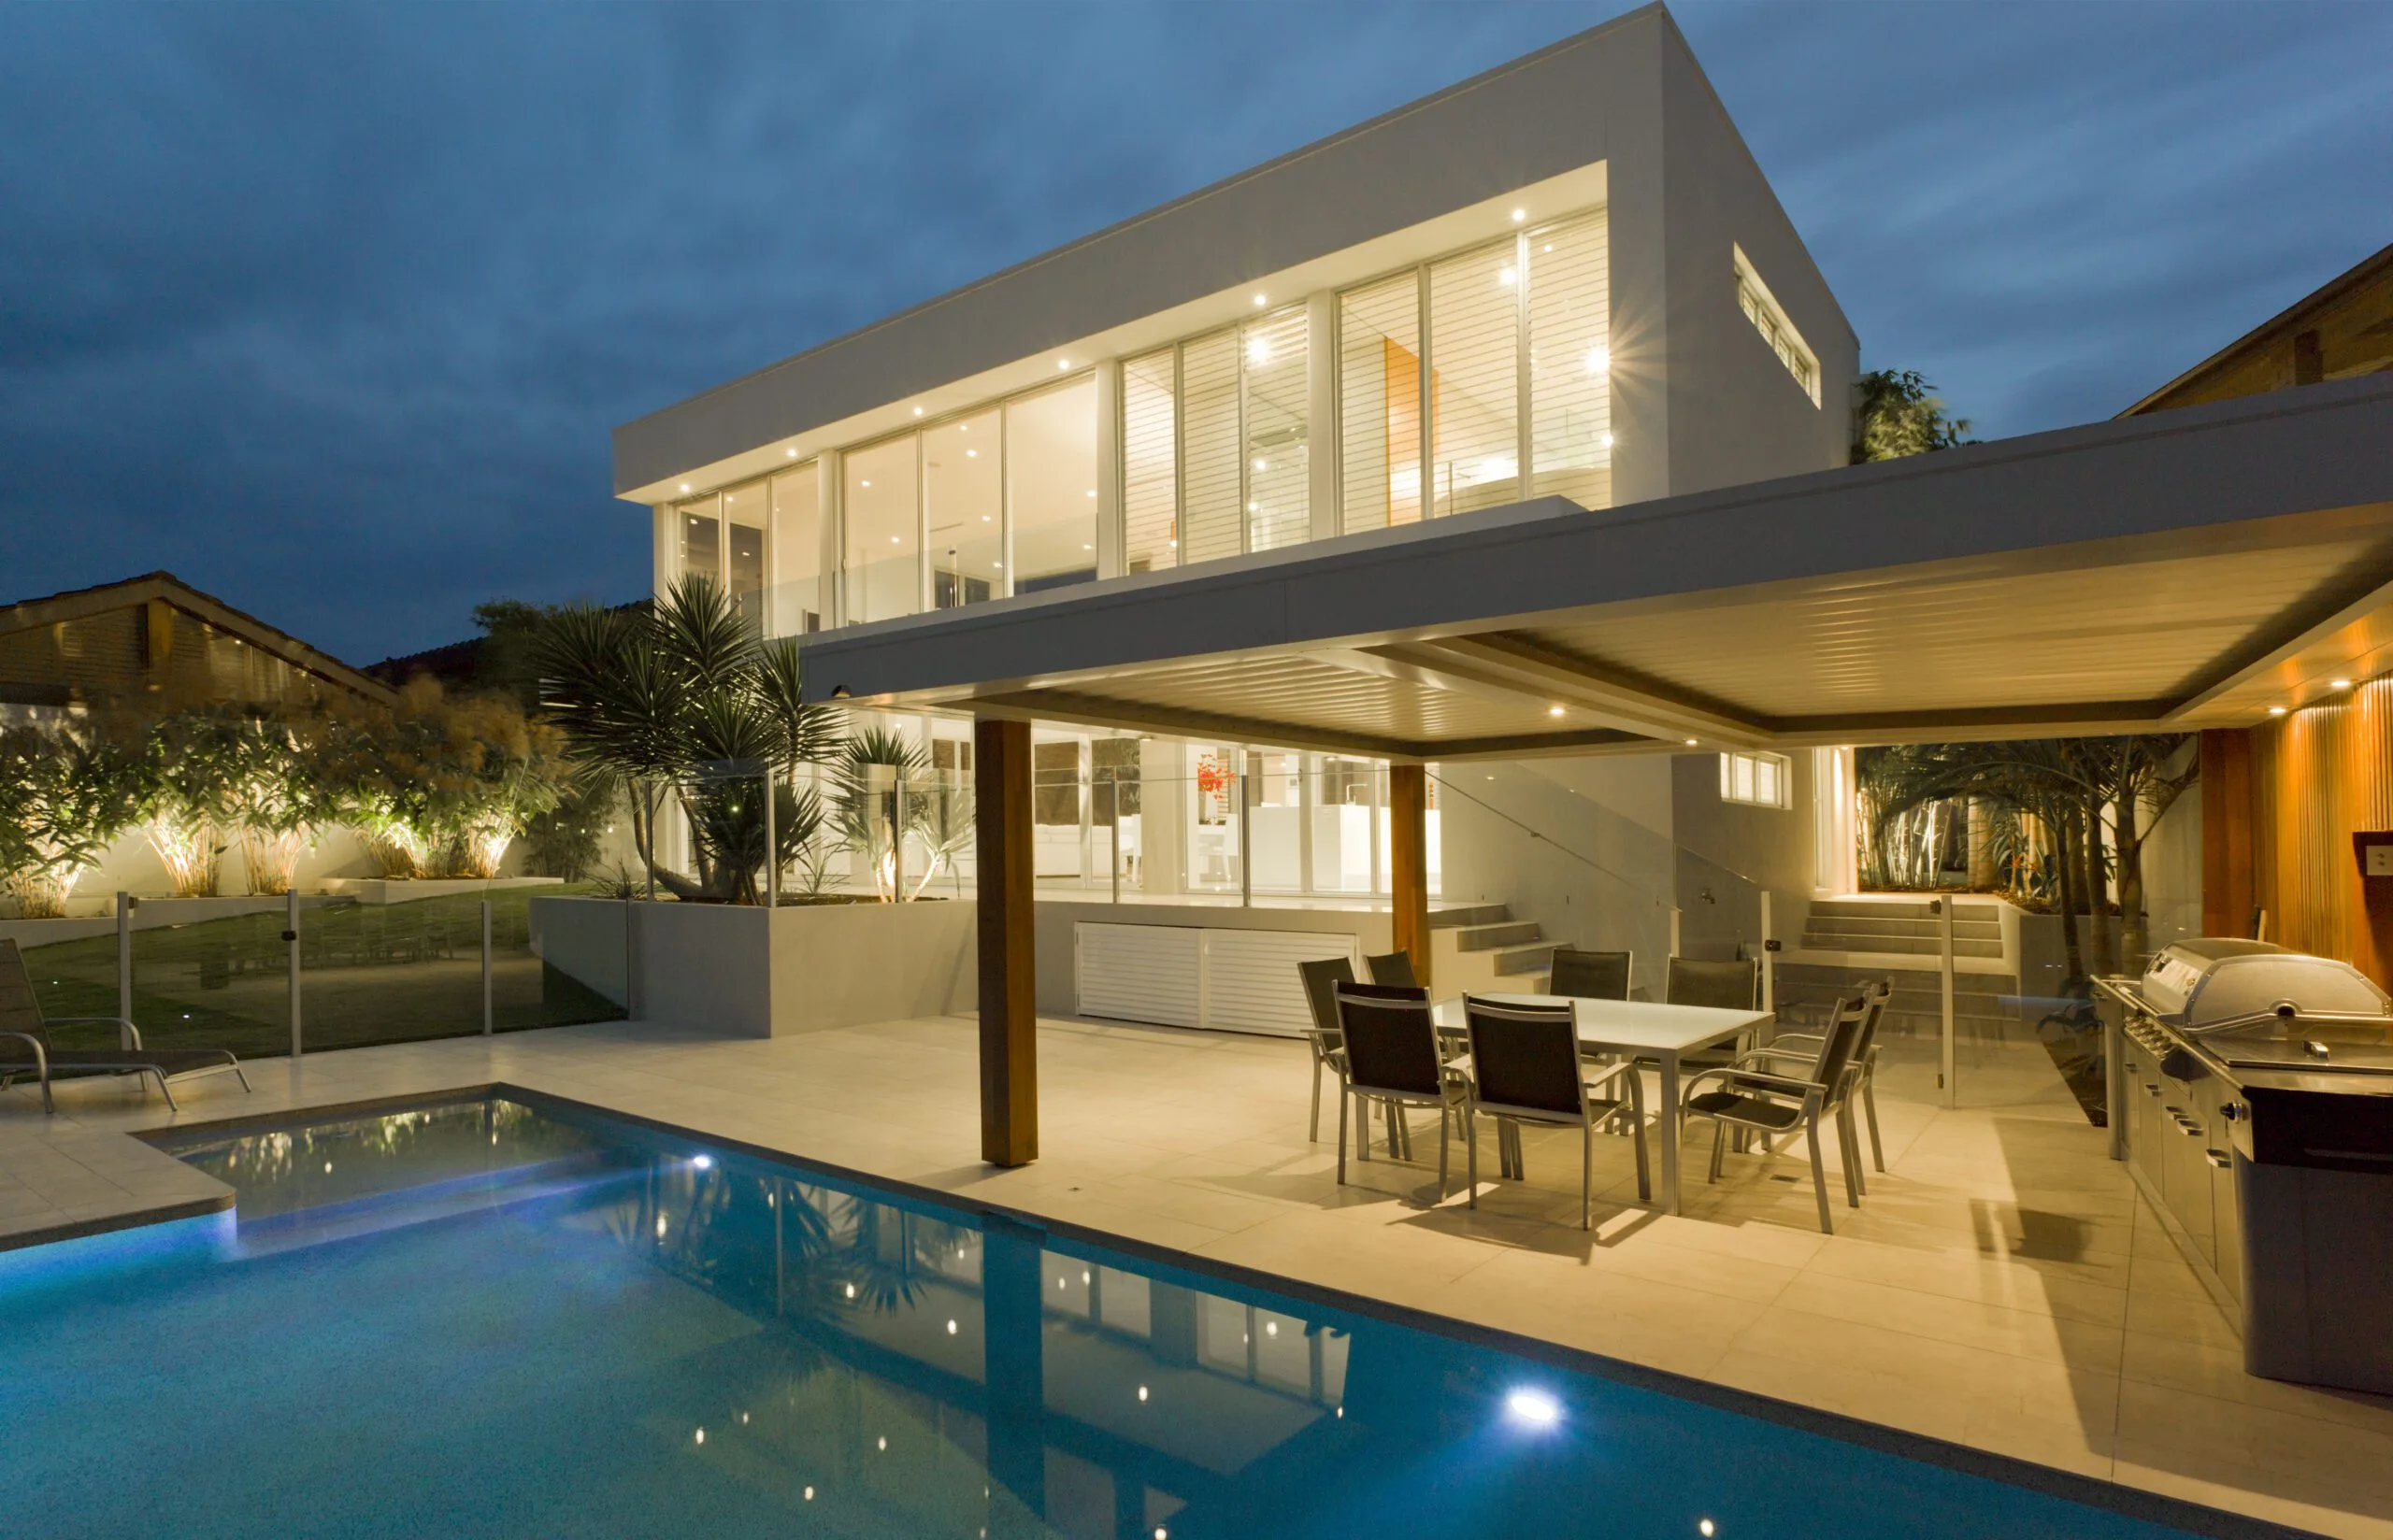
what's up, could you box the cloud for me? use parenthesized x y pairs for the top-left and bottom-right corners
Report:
(1, 2), (2385, 661)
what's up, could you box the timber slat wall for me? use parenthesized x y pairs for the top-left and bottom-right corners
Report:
(2241, 680), (2393, 985)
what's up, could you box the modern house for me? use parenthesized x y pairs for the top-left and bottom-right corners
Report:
(616, 5), (1861, 1023)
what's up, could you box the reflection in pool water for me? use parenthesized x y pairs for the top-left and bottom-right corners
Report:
(0, 1098), (2198, 1539)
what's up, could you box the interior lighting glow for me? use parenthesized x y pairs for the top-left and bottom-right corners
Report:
(967, 449), (978, 458)
(1684, 738), (1699, 747)
(1585, 346), (1610, 374)
(786, 448), (798, 458)
(912, 406), (924, 416)
(1511, 207), (1526, 221)
(1599, 432), (1615, 449)
(1056, 357), (1070, 370)
(1086, 489), (1096, 497)
(1082, 1271), (1091, 1285)
(1247, 335), (1272, 364)
(1504, 1388), (1562, 1428)
(1254, 457), (1268, 470)
(680, 483), (691, 492)
(1252, 293), (1268, 307)
(2269, 706), (2289, 716)
(1549, 706), (1566, 718)
(1265, 1320), (1278, 1335)
(860, 479), (871, 488)
(2333, 678), (2355, 689)
(1498, 265), (1517, 286)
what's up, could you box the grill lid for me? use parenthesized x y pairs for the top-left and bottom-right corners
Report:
(2139, 939), (2393, 1031)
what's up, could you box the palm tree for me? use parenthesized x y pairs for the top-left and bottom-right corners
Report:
(831, 726), (926, 901)
(536, 577), (842, 903)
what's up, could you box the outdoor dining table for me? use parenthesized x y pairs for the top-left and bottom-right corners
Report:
(1432, 993), (1775, 1216)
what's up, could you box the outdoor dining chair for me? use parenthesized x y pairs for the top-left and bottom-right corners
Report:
(1669, 955), (1765, 1077)
(1462, 995), (1648, 1229)
(1362, 950), (1418, 989)
(1681, 992), (1869, 1233)
(1297, 956), (1357, 1144)
(1546, 948), (1631, 1000)
(1743, 978), (1893, 1178)
(1333, 983), (1465, 1202)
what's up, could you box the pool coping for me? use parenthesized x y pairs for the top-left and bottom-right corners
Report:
(20, 1079), (2325, 1540)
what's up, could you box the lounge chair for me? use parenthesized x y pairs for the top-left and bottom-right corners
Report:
(0, 939), (251, 1114)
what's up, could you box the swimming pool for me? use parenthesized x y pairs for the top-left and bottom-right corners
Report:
(2, 1095), (2225, 1539)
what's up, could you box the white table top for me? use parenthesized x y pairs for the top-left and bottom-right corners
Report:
(1432, 993), (1771, 1055)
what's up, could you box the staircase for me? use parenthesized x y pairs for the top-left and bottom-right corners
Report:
(1774, 896), (2024, 1039)
(1428, 903), (1562, 995)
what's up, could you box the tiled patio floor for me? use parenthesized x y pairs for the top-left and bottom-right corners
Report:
(5, 1013), (2390, 1537)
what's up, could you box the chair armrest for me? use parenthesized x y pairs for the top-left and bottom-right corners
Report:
(1682, 1066), (1817, 1103)
(45, 1016), (141, 1048)
(1769, 1031), (1825, 1051)
(0, 1031), (49, 1075)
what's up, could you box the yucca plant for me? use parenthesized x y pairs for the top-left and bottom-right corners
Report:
(832, 726), (924, 901)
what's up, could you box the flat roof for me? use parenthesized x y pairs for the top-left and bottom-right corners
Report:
(798, 374), (2393, 759)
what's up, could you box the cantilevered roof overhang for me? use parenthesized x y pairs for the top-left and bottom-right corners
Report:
(799, 376), (2393, 761)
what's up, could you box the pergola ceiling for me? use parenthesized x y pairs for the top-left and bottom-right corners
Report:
(802, 376), (2393, 760)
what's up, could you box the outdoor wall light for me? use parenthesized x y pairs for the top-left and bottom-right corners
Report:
(830, 686), (852, 700)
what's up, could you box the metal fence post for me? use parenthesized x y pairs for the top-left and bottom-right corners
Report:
(764, 766), (779, 908)
(1238, 758), (1254, 909)
(480, 898), (494, 1036)
(1937, 895), (1957, 1107)
(115, 891), (134, 1045)
(286, 889), (303, 1060)
(1758, 889), (1776, 1016)
(1104, 768), (1121, 905)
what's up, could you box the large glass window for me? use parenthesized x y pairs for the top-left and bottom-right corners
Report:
(1339, 274), (1424, 534)
(1428, 240), (1521, 518)
(767, 463), (824, 635)
(1122, 349), (1178, 574)
(924, 409), (1001, 610)
(842, 437), (920, 625)
(721, 478), (767, 625)
(1528, 211), (1612, 506)
(676, 494), (722, 588)
(1007, 376), (1099, 595)
(1242, 308), (1311, 553)
(1179, 330), (1243, 563)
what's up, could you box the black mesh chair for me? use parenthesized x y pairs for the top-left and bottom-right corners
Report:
(1335, 979), (1433, 1161)
(1744, 978), (1892, 1179)
(1546, 948), (1631, 1000)
(1669, 955), (1765, 1080)
(1682, 992), (1869, 1233)
(1334, 983), (1463, 1200)
(1297, 956), (1357, 1144)
(1463, 996), (1648, 1229)
(1362, 950), (1418, 989)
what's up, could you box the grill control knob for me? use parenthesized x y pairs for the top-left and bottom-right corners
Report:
(2220, 1102), (2244, 1122)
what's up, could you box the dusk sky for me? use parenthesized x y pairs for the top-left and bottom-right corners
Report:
(2, 2), (2386, 665)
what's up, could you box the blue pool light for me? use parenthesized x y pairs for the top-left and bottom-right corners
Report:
(1504, 1388), (1562, 1429)
(691, 1154), (714, 1171)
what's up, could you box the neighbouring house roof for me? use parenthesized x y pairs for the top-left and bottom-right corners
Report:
(798, 374), (2393, 759)
(0, 571), (397, 711)
(2124, 240), (2393, 416)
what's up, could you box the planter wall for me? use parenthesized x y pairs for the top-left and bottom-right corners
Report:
(530, 896), (976, 1037)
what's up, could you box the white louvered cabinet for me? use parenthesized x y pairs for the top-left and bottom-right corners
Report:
(1075, 923), (1361, 1038)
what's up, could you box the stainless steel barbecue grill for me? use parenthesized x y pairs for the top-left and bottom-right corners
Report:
(2097, 940), (2393, 1396)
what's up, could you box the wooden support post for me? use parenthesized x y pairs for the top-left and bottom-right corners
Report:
(2200, 728), (2256, 938)
(1389, 763), (1430, 991)
(975, 718), (1038, 1166)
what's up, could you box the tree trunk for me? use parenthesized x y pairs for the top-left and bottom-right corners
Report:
(2116, 784), (2148, 968)
(2083, 790), (2115, 979)
(2056, 802), (2085, 985)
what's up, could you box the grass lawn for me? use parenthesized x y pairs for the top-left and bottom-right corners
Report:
(19, 887), (625, 1060)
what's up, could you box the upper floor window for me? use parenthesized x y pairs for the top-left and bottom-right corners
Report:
(1122, 305), (1312, 574)
(1733, 245), (1818, 406)
(1340, 208), (1612, 535)
(1719, 749), (1791, 809)
(674, 486), (767, 626)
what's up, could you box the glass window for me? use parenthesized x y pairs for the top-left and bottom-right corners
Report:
(1007, 376), (1099, 595)
(924, 409), (1001, 610)
(1242, 307), (1309, 553)
(842, 437), (920, 625)
(676, 494), (722, 588)
(1720, 749), (1792, 809)
(1428, 240), (1521, 518)
(721, 478), (767, 626)
(1247, 750), (1303, 891)
(1526, 211), (1612, 509)
(1179, 330), (1242, 563)
(1122, 349), (1178, 575)
(768, 464), (824, 635)
(1339, 274), (1424, 534)
(1734, 244), (1819, 406)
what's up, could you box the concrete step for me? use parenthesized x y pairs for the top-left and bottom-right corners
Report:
(1493, 944), (1558, 976)
(1451, 920), (1542, 951)
(1809, 899), (2003, 920)
(1803, 916), (2001, 940)
(1429, 904), (1512, 930)
(1797, 934), (2006, 959)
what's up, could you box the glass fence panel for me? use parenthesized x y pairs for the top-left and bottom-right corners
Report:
(122, 905), (294, 1059)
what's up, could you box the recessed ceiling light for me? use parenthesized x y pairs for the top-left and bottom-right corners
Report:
(889, 536), (900, 545)
(2332, 677), (2355, 689)
(680, 483), (691, 493)
(1548, 706), (1566, 718)
(786, 448), (798, 458)
(1600, 433), (1615, 449)
(1085, 489), (1096, 498)
(1585, 346), (1610, 374)
(1082, 544), (1093, 551)
(1684, 737), (1699, 746)
(1253, 293), (1268, 307)
(912, 406), (924, 417)
(1056, 358), (1070, 370)
(966, 449), (977, 458)
(2268, 706), (2288, 716)
(1511, 207), (1526, 222)
(860, 479), (871, 488)
(1498, 266), (1517, 287)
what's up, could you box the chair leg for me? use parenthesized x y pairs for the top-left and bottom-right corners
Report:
(1807, 1112), (1834, 1234)
(1356, 1095), (1372, 1162)
(1580, 1119), (1593, 1231)
(1337, 1082), (1350, 1186)
(1466, 1105), (1479, 1208)
(1840, 1105), (1863, 1206)
(1309, 1056), (1323, 1142)
(1436, 1099), (1451, 1203)
(152, 1070), (179, 1114)
(232, 1062), (251, 1093)
(1708, 1120), (1727, 1182)
(1862, 1076), (1885, 1172)
(1626, 1077), (1651, 1202)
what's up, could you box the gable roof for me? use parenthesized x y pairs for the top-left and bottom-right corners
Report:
(0, 572), (397, 706)
(2124, 240), (2393, 416)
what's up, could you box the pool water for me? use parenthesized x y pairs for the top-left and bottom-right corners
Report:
(1, 1097), (2201, 1540)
